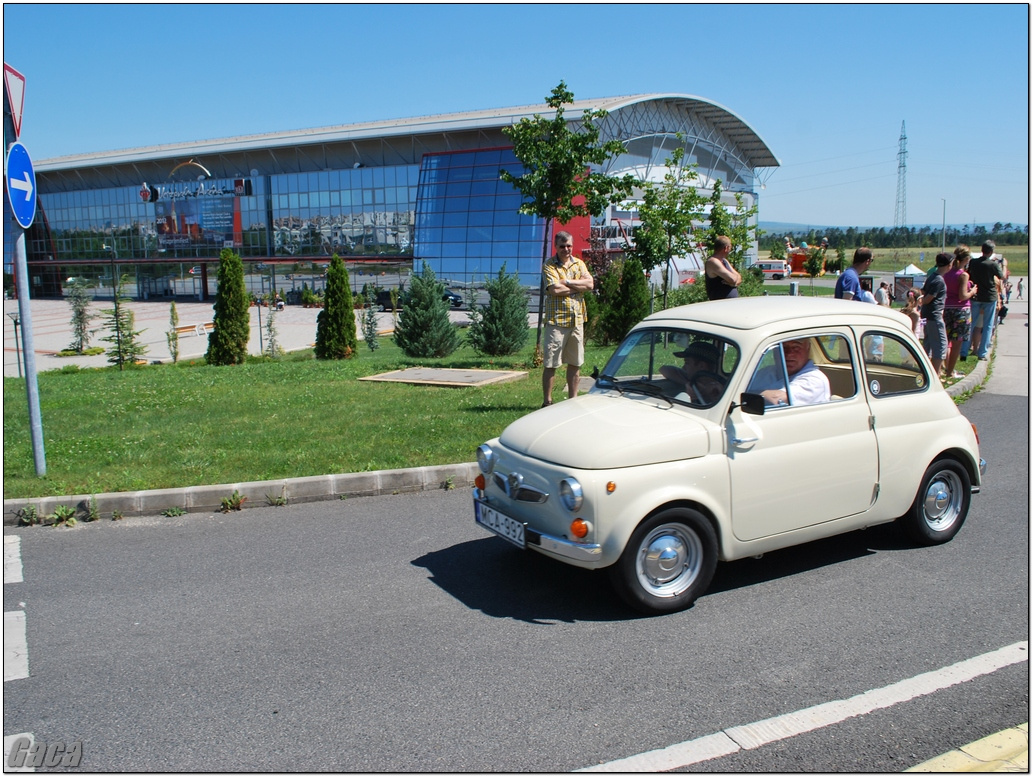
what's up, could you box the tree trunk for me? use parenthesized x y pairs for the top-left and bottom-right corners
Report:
(534, 219), (552, 349)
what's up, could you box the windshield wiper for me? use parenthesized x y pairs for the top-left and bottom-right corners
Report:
(619, 379), (673, 406)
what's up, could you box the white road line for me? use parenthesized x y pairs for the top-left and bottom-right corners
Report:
(4, 536), (34, 771)
(4, 535), (24, 584)
(579, 641), (1029, 772)
(3, 733), (36, 773)
(4, 610), (29, 682)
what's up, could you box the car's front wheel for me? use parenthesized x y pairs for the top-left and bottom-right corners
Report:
(609, 508), (717, 615)
(900, 459), (971, 544)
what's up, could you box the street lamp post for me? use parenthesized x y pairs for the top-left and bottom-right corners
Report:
(941, 199), (946, 253)
(7, 311), (22, 378)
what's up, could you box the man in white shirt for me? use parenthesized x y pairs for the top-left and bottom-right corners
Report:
(748, 338), (831, 406)
(875, 282), (891, 306)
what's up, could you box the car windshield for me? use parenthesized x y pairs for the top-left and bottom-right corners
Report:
(596, 328), (740, 408)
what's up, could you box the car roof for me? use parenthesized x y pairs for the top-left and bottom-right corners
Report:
(641, 296), (910, 333)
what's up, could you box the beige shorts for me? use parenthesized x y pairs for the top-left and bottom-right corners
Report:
(543, 323), (584, 369)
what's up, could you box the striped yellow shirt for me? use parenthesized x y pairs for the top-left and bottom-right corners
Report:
(542, 255), (589, 327)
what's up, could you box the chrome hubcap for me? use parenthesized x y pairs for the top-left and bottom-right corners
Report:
(636, 523), (702, 598)
(923, 470), (963, 532)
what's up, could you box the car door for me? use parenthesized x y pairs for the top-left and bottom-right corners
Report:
(726, 331), (880, 542)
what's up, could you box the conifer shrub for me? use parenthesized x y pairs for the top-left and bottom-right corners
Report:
(65, 279), (95, 354)
(100, 274), (147, 368)
(593, 256), (651, 345)
(393, 266), (460, 358)
(205, 249), (250, 365)
(466, 264), (529, 357)
(315, 254), (358, 359)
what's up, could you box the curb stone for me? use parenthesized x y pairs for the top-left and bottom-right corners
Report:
(3, 462), (477, 526)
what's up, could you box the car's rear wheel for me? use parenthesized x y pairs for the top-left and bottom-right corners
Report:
(900, 459), (970, 544)
(609, 508), (717, 615)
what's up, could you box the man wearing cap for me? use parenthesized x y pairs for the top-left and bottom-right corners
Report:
(920, 252), (952, 377)
(967, 240), (1004, 361)
(748, 338), (830, 407)
(660, 340), (720, 403)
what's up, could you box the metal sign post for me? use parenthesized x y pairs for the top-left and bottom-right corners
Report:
(5, 67), (47, 476)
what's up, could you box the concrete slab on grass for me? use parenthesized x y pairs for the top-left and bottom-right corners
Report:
(359, 367), (527, 387)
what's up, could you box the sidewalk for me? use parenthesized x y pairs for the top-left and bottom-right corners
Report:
(3, 297), (363, 376)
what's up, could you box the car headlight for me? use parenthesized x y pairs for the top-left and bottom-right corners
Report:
(559, 478), (584, 512)
(476, 444), (495, 474)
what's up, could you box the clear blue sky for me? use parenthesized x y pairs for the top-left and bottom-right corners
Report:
(4, 3), (1028, 229)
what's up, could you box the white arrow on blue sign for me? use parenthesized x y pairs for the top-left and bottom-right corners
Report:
(6, 141), (36, 229)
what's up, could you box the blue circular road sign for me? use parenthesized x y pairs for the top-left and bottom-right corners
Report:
(6, 142), (36, 229)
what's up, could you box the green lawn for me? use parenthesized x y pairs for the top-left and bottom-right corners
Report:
(4, 335), (616, 499)
(3, 280), (990, 500)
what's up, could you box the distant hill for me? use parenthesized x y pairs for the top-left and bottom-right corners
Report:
(760, 221), (1016, 233)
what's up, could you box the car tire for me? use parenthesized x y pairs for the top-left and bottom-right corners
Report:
(900, 459), (970, 545)
(608, 507), (717, 615)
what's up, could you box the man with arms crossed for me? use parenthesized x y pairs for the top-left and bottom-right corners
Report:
(541, 231), (593, 407)
(704, 235), (742, 300)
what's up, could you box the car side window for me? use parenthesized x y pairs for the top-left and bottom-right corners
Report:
(746, 337), (829, 407)
(861, 332), (930, 397)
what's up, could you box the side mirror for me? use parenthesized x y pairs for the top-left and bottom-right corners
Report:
(739, 392), (766, 416)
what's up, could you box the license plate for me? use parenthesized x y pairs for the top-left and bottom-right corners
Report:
(474, 499), (526, 548)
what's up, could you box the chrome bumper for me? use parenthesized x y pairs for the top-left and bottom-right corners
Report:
(972, 458), (988, 494)
(474, 492), (602, 563)
(533, 531), (603, 563)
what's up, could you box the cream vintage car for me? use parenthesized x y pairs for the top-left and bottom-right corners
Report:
(473, 296), (986, 614)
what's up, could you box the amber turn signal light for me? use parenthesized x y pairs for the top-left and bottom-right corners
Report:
(570, 518), (589, 539)
(474, 474), (486, 490)
(971, 423), (980, 445)
(606, 481), (617, 494)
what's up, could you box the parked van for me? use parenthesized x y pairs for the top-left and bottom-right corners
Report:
(754, 260), (789, 280)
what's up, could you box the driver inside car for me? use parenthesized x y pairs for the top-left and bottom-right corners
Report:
(748, 337), (831, 407)
(660, 340), (723, 404)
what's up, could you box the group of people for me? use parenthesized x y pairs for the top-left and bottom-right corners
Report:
(922, 240), (1008, 378)
(539, 231), (1015, 408)
(540, 232), (744, 407)
(836, 241), (1011, 381)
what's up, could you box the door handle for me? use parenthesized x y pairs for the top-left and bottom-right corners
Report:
(731, 436), (759, 445)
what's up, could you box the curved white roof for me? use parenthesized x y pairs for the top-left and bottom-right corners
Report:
(36, 93), (778, 172)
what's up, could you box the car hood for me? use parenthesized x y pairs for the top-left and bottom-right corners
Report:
(499, 393), (712, 469)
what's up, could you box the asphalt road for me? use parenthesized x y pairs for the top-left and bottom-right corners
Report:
(3, 313), (1028, 772)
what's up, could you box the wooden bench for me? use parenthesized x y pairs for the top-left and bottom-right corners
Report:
(174, 322), (214, 337)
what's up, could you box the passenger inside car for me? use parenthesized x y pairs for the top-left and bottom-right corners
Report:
(747, 338), (831, 406)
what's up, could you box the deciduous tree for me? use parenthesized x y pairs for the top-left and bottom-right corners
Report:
(500, 81), (636, 354)
(625, 145), (706, 310)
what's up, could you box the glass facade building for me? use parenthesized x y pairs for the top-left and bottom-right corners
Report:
(415, 148), (546, 287)
(6, 95), (779, 300)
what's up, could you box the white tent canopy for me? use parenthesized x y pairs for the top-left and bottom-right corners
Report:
(895, 263), (925, 276)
